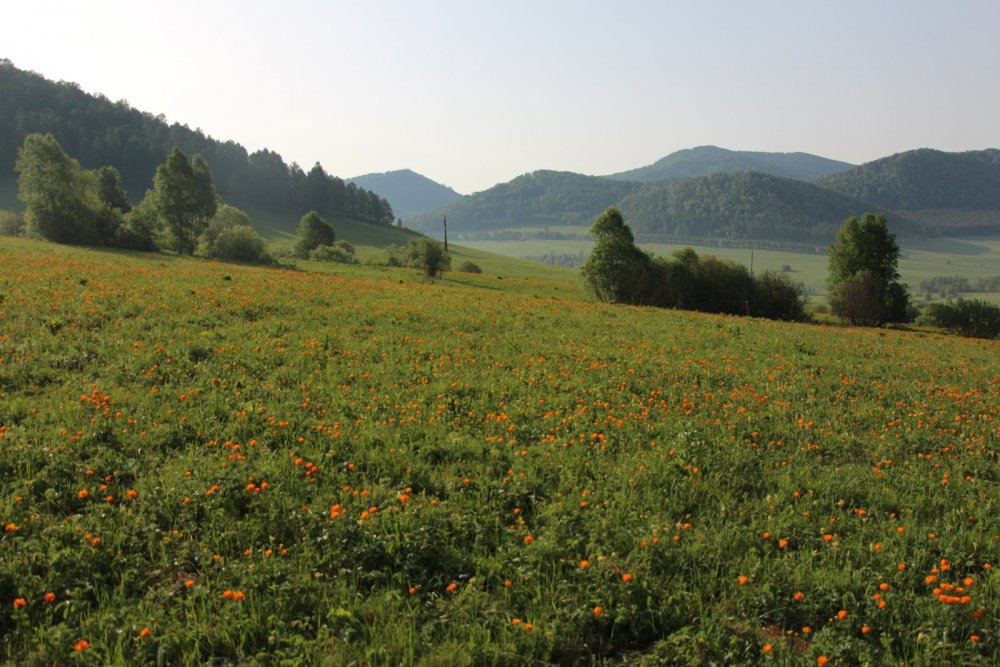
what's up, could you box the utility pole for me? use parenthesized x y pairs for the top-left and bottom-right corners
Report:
(443, 215), (448, 252)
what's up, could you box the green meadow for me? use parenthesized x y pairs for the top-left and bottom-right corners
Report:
(457, 230), (1000, 304)
(0, 237), (997, 665)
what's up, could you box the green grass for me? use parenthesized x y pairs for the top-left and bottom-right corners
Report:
(458, 231), (1000, 304)
(1, 237), (998, 665)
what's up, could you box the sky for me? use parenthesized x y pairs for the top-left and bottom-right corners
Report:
(3, 0), (998, 194)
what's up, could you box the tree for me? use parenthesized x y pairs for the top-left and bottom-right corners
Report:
(152, 147), (217, 254)
(827, 214), (909, 326)
(580, 207), (653, 304)
(95, 165), (131, 213)
(15, 133), (101, 244)
(404, 237), (451, 277)
(294, 211), (336, 258)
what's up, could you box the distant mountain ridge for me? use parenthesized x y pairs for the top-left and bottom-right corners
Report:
(605, 145), (854, 182)
(347, 169), (461, 221)
(407, 170), (640, 233)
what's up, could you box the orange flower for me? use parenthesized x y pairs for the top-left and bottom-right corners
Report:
(793, 591), (805, 601)
(139, 627), (151, 638)
(44, 592), (56, 603)
(837, 609), (847, 620)
(12, 597), (26, 609)
(446, 582), (458, 593)
(762, 644), (773, 653)
(861, 625), (870, 634)
(74, 639), (90, 651)
(738, 575), (749, 585)
(593, 606), (603, 616)
(523, 535), (534, 544)
(4, 523), (15, 532)
(817, 657), (828, 667)
(77, 489), (89, 499)
(778, 539), (789, 549)
(580, 560), (590, 569)
(879, 582), (890, 591)
(621, 573), (633, 583)
(184, 579), (195, 589)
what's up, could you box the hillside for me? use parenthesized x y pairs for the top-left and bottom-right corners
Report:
(0, 59), (393, 235)
(606, 145), (854, 183)
(617, 171), (914, 242)
(407, 170), (641, 233)
(1, 237), (998, 663)
(815, 148), (1000, 235)
(348, 169), (461, 222)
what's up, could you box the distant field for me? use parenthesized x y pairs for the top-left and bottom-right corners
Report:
(458, 230), (1000, 304)
(1, 238), (996, 664)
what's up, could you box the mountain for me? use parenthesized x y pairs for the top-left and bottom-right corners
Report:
(605, 145), (854, 183)
(617, 171), (914, 243)
(815, 148), (1000, 235)
(816, 148), (1000, 210)
(0, 59), (394, 233)
(407, 170), (641, 233)
(347, 169), (461, 221)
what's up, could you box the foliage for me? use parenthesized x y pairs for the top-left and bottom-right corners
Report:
(200, 205), (270, 264)
(581, 209), (807, 321)
(920, 299), (1000, 339)
(404, 237), (452, 277)
(827, 214), (910, 326)
(293, 211), (336, 258)
(0, 238), (997, 664)
(308, 241), (358, 264)
(407, 170), (640, 233)
(95, 165), (131, 213)
(0, 210), (24, 237)
(817, 148), (1000, 212)
(456, 260), (482, 274)
(150, 148), (217, 254)
(0, 60), (395, 227)
(617, 171), (915, 243)
(15, 133), (106, 245)
(581, 207), (655, 304)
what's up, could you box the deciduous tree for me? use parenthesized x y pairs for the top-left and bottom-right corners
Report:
(827, 214), (909, 326)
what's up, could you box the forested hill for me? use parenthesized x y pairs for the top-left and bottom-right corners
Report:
(0, 59), (394, 227)
(407, 170), (641, 233)
(616, 171), (914, 243)
(605, 145), (854, 183)
(816, 148), (1000, 211)
(348, 169), (461, 221)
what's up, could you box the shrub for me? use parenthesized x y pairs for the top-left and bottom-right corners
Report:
(456, 261), (482, 274)
(309, 241), (358, 264)
(0, 210), (25, 237)
(751, 271), (809, 321)
(920, 300), (1000, 339)
(294, 211), (336, 258)
(404, 238), (451, 278)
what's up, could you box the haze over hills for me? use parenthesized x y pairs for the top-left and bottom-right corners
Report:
(407, 171), (641, 234)
(347, 169), (461, 222)
(3, 60), (1000, 247)
(605, 145), (855, 183)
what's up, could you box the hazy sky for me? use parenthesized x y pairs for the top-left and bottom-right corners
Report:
(3, 1), (998, 193)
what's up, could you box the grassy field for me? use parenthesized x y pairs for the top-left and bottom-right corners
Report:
(1, 237), (998, 665)
(457, 230), (1000, 304)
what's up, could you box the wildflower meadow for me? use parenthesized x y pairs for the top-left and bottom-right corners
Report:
(0, 238), (997, 665)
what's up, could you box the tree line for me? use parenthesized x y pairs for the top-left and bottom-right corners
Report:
(582, 208), (1000, 338)
(0, 60), (395, 226)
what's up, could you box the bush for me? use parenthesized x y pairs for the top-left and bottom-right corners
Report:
(404, 238), (451, 278)
(211, 225), (270, 263)
(920, 299), (1000, 339)
(0, 210), (24, 237)
(456, 261), (482, 274)
(294, 211), (336, 258)
(751, 271), (809, 321)
(309, 241), (358, 264)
